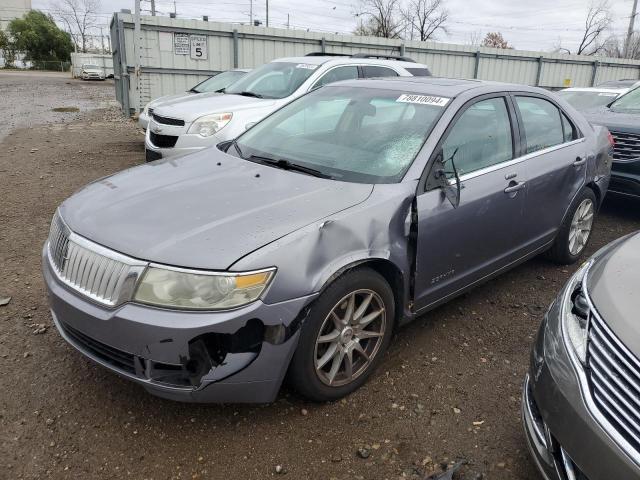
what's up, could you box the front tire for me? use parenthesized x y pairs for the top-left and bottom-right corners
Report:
(288, 268), (395, 402)
(546, 188), (596, 264)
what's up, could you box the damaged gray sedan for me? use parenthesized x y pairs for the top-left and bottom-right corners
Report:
(43, 77), (612, 403)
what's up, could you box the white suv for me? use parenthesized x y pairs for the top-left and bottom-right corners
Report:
(145, 53), (431, 161)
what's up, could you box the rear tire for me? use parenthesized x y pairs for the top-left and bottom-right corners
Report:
(288, 268), (395, 402)
(546, 188), (597, 265)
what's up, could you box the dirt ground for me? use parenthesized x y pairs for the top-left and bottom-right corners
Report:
(1, 71), (639, 480)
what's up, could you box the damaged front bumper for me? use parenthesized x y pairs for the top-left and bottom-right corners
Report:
(43, 256), (315, 403)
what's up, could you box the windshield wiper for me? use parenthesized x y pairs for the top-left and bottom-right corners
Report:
(189, 87), (200, 93)
(230, 138), (244, 158)
(237, 91), (263, 98)
(248, 155), (331, 179)
(215, 87), (226, 93)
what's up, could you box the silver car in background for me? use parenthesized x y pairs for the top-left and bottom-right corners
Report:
(44, 77), (611, 403)
(557, 86), (629, 112)
(524, 232), (640, 479)
(138, 69), (250, 130)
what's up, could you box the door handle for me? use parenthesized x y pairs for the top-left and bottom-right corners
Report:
(504, 181), (526, 194)
(573, 156), (587, 166)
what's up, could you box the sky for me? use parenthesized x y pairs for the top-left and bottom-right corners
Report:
(29, 0), (637, 53)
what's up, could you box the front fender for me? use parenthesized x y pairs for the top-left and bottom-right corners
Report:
(230, 183), (417, 306)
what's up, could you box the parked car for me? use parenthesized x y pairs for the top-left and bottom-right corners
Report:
(44, 77), (612, 403)
(583, 86), (640, 198)
(80, 64), (105, 81)
(138, 69), (250, 130)
(597, 79), (640, 88)
(523, 231), (640, 480)
(557, 86), (628, 112)
(144, 53), (432, 161)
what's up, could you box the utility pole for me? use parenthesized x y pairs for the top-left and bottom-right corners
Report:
(134, 0), (142, 113)
(150, 0), (156, 16)
(287, 13), (290, 29)
(625, 0), (638, 58)
(99, 26), (106, 53)
(266, 0), (269, 27)
(249, 0), (253, 24)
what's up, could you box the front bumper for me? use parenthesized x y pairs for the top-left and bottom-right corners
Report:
(523, 300), (640, 479)
(43, 248), (314, 403)
(144, 121), (223, 160)
(609, 158), (640, 198)
(138, 111), (149, 130)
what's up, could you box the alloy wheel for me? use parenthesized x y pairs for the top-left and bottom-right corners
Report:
(569, 198), (594, 256)
(314, 289), (386, 387)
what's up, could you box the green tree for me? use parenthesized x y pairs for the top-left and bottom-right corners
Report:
(8, 10), (74, 62)
(0, 30), (17, 67)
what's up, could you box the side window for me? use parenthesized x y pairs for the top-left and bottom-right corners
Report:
(515, 96), (564, 154)
(312, 66), (359, 89)
(441, 97), (513, 176)
(362, 65), (399, 78)
(561, 112), (578, 142)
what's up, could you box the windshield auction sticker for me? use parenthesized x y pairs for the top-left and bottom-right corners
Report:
(296, 63), (318, 70)
(397, 94), (450, 106)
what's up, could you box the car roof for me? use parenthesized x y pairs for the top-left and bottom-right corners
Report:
(323, 76), (547, 97)
(560, 87), (627, 93)
(597, 79), (640, 87)
(271, 55), (427, 69)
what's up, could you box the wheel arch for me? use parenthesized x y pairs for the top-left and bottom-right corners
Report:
(315, 257), (408, 329)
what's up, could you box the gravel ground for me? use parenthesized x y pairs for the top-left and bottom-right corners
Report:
(1, 71), (639, 480)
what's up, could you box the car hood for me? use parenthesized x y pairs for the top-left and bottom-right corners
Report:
(153, 93), (278, 123)
(587, 232), (640, 358)
(148, 91), (200, 108)
(59, 149), (373, 270)
(583, 107), (640, 132)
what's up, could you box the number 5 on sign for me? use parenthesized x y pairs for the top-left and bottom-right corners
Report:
(190, 35), (208, 60)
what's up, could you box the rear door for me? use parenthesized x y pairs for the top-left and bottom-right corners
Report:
(414, 94), (529, 311)
(512, 94), (587, 249)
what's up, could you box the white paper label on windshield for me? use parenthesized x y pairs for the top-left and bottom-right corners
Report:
(597, 92), (618, 97)
(296, 63), (318, 70)
(396, 94), (450, 106)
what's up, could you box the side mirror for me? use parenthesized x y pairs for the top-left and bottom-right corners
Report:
(433, 149), (461, 209)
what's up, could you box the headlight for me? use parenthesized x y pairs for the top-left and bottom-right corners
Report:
(134, 266), (275, 310)
(187, 112), (232, 137)
(561, 259), (594, 364)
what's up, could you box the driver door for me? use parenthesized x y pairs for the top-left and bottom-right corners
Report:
(414, 95), (528, 311)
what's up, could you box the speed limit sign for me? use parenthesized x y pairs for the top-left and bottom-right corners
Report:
(190, 35), (208, 60)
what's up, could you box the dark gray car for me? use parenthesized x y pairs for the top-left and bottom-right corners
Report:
(523, 232), (640, 479)
(583, 86), (640, 198)
(43, 77), (612, 403)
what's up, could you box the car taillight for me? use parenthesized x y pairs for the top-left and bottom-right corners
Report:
(607, 130), (615, 147)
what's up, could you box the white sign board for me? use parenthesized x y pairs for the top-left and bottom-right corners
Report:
(174, 33), (189, 55)
(190, 35), (208, 60)
(159, 32), (173, 52)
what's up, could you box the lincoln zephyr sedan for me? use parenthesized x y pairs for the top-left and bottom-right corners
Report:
(44, 77), (612, 403)
(523, 232), (640, 479)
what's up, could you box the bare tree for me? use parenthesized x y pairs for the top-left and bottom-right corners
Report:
(54, 0), (101, 53)
(576, 1), (612, 55)
(602, 33), (640, 59)
(354, 0), (404, 39)
(400, 0), (448, 41)
(466, 30), (483, 47)
(481, 32), (512, 49)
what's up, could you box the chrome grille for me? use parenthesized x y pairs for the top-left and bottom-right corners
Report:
(47, 213), (146, 307)
(588, 308), (640, 451)
(610, 130), (640, 162)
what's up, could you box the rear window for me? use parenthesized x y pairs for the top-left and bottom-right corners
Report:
(406, 67), (432, 77)
(558, 90), (619, 110)
(515, 96), (564, 154)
